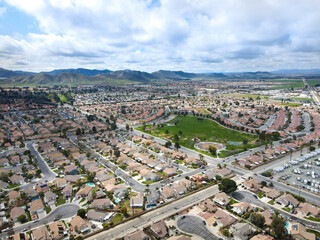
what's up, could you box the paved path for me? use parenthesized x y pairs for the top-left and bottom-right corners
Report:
(177, 215), (219, 240)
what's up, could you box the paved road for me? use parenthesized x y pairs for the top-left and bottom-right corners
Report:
(25, 142), (56, 184)
(177, 215), (219, 240)
(87, 184), (221, 240)
(232, 191), (320, 231)
(0, 204), (79, 239)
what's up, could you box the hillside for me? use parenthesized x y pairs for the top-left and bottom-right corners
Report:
(41, 68), (111, 76)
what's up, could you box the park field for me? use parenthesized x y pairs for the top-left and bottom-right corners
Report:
(223, 93), (269, 99)
(136, 116), (259, 157)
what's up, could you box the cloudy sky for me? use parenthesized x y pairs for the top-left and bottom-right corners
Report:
(0, 0), (319, 73)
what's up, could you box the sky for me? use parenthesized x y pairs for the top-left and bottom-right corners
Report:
(0, 0), (319, 73)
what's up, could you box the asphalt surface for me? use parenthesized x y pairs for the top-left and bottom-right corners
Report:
(232, 191), (320, 231)
(0, 203), (79, 239)
(177, 215), (219, 240)
(87, 184), (220, 240)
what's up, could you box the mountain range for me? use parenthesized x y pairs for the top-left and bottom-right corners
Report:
(0, 67), (320, 85)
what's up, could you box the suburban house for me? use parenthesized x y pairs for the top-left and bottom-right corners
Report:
(44, 191), (57, 205)
(276, 194), (299, 207)
(90, 198), (114, 209)
(76, 185), (93, 198)
(214, 192), (230, 207)
(214, 209), (237, 227)
(70, 216), (89, 233)
(30, 199), (45, 215)
(130, 193), (144, 208)
(231, 202), (253, 215)
(230, 222), (253, 240)
(49, 221), (66, 240)
(32, 226), (51, 240)
(296, 203), (320, 217)
(149, 220), (168, 239)
(290, 223), (316, 240)
(261, 187), (281, 199)
(87, 210), (114, 222)
(124, 229), (150, 240)
(10, 207), (26, 222)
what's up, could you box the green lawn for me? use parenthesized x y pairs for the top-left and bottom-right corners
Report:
(281, 102), (302, 107)
(45, 206), (52, 214)
(256, 192), (265, 198)
(56, 196), (66, 206)
(137, 116), (258, 156)
(8, 183), (20, 189)
(282, 207), (291, 213)
(291, 97), (314, 101)
(268, 200), (275, 205)
(305, 216), (320, 222)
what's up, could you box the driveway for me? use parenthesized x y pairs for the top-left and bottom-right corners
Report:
(177, 215), (219, 240)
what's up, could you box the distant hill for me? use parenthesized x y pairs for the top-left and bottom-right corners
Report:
(1, 67), (320, 86)
(271, 69), (320, 74)
(0, 68), (34, 78)
(102, 70), (158, 82)
(152, 70), (197, 80)
(41, 68), (111, 76)
(0, 70), (159, 85)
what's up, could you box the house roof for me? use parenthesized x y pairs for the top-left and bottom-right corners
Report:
(32, 226), (51, 240)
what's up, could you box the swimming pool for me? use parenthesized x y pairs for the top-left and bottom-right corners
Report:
(86, 183), (95, 186)
(114, 198), (120, 204)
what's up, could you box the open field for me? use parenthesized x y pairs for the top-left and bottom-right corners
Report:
(291, 97), (314, 101)
(281, 102), (302, 107)
(137, 116), (258, 157)
(223, 93), (269, 99)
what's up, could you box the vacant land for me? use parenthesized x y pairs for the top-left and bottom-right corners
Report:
(137, 116), (258, 157)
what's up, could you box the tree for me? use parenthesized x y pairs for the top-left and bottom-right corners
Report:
(92, 126), (97, 133)
(218, 178), (237, 193)
(249, 212), (265, 228)
(242, 139), (248, 145)
(126, 124), (130, 131)
(310, 146), (316, 152)
(120, 206), (128, 217)
(17, 214), (27, 223)
(209, 146), (217, 156)
(199, 154), (204, 161)
(77, 209), (86, 218)
(165, 141), (172, 148)
(174, 134), (179, 142)
(270, 212), (287, 239)
(76, 128), (82, 136)
(174, 142), (180, 150)
(35, 169), (42, 178)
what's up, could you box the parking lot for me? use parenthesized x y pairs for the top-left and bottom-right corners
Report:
(273, 149), (320, 194)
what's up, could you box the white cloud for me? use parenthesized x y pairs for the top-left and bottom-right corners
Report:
(0, 7), (6, 16)
(1, 0), (320, 72)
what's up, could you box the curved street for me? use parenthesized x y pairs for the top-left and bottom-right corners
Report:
(0, 203), (79, 239)
(177, 215), (219, 240)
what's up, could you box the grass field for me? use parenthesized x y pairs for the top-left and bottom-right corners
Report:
(268, 82), (304, 89)
(281, 102), (302, 107)
(291, 97), (314, 101)
(58, 94), (67, 102)
(307, 79), (320, 86)
(223, 94), (269, 99)
(137, 116), (258, 157)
